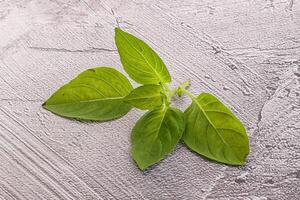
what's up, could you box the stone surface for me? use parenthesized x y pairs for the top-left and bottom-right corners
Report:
(0, 0), (299, 199)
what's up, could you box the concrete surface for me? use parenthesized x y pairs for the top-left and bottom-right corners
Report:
(0, 0), (299, 199)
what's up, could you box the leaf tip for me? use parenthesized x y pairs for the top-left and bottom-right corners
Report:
(42, 101), (47, 107)
(115, 27), (122, 34)
(132, 153), (150, 171)
(133, 159), (146, 171)
(138, 163), (149, 171)
(138, 166), (147, 171)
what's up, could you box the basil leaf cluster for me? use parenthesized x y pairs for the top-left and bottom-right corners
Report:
(43, 28), (250, 170)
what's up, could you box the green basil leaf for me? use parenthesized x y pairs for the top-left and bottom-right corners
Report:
(131, 107), (184, 170)
(43, 67), (133, 121)
(124, 85), (164, 110)
(183, 93), (249, 165)
(115, 28), (171, 84)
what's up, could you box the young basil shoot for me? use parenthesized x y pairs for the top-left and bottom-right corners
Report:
(43, 28), (250, 170)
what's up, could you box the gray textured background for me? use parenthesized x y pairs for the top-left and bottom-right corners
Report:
(0, 0), (299, 199)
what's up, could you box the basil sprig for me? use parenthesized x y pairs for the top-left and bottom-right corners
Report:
(43, 28), (250, 170)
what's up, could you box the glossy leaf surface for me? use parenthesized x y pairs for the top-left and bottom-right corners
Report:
(183, 93), (249, 165)
(124, 85), (164, 110)
(115, 28), (171, 84)
(43, 67), (133, 121)
(131, 107), (184, 170)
